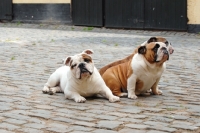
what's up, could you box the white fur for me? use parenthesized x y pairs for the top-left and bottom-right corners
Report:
(127, 43), (167, 99)
(43, 62), (120, 103)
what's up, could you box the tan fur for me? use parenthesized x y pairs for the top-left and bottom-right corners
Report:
(99, 37), (168, 75)
(82, 54), (92, 62)
(102, 59), (133, 96)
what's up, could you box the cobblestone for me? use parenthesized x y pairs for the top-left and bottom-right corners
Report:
(0, 23), (200, 132)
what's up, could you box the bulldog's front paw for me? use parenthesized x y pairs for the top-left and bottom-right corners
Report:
(75, 96), (86, 103)
(48, 89), (55, 95)
(157, 89), (163, 95)
(109, 96), (120, 102)
(42, 86), (49, 94)
(153, 89), (163, 95)
(128, 94), (138, 100)
(119, 93), (128, 97)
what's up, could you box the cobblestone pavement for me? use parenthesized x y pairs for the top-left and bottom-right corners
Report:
(0, 23), (200, 133)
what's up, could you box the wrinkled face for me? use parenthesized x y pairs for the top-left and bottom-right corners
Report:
(138, 42), (169, 64)
(143, 36), (174, 55)
(64, 49), (94, 79)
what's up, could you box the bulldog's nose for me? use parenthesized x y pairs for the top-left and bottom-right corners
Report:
(161, 47), (168, 54)
(78, 63), (85, 68)
(163, 50), (168, 54)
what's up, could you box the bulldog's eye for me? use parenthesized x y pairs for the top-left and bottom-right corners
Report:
(165, 41), (169, 46)
(71, 64), (77, 68)
(84, 58), (90, 63)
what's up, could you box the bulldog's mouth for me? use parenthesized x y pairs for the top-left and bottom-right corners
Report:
(79, 68), (92, 79)
(81, 68), (92, 74)
(155, 50), (169, 62)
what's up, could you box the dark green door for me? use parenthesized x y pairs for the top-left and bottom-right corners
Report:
(72, 0), (103, 26)
(144, 0), (187, 31)
(0, 0), (12, 20)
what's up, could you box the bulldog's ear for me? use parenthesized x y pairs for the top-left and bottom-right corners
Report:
(63, 56), (72, 66)
(82, 49), (94, 55)
(147, 37), (157, 43)
(138, 46), (146, 54)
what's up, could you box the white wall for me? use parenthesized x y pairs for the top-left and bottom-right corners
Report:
(188, 0), (200, 24)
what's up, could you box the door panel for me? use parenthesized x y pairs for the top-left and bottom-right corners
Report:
(72, 0), (103, 26)
(144, 0), (187, 30)
(105, 0), (144, 29)
(0, 0), (12, 20)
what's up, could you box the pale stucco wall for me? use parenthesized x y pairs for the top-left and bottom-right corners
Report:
(188, 0), (200, 24)
(13, 0), (70, 3)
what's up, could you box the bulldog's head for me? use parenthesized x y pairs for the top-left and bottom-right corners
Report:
(138, 42), (169, 65)
(142, 36), (174, 55)
(64, 49), (94, 79)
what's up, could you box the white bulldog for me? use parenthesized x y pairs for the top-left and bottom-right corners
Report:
(42, 49), (120, 103)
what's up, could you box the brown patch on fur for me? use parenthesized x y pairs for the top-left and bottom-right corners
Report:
(82, 54), (92, 63)
(127, 60), (133, 78)
(155, 37), (167, 42)
(156, 54), (169, 66)
(69, 60), (73, 66)
(143, 43), (157, 64)
(99, 53), (135, 75)
(102, 60), (132, 96)
(99, 37), (168, 75)
(136, 79), (144, 90)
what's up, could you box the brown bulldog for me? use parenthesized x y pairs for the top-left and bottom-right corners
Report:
(101, 42), (170, 99)
(99, 36), (174, 76)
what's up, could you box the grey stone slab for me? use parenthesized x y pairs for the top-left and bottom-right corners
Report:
(149, 116), (174, 123)
(118, 118), (143, 123)
(3, 118), (27, 125)
(146, 130), (168, 133)
(46, 127), (72, 133)
(92, 129), (118, 133)
(172, 120), (193, 126)
(148, 126), (177, 133)
(73, 121), (96, 127)
(143, 108), (165, 113)
(0, 129), (15, 133)
(170, 124), (198, 131)
(125, 124), (148, 129)
(94, 115), (117, 120)
(173, 115), (189, 120)
(118, 108), (142, 114)
(23, 123), (46, 129)
(118, 128), (146, 133)
(3, 113), (31, 121)
(51, 117), (74, 123)
(96, 120), (122, 130)
(0, 105), (12, 111)
(69, 126), (94, 132)
(86, 109), (108, 114)
(28, 118), (46, 124)
(16, 128), (44, 133)
(27, 112), (51, 120)
(0, 123), (20, 130)
(70, 131), (89, 133)
(144, 121), (169, 127)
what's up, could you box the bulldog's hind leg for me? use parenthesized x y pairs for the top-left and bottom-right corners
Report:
(42, 72), (60, 94)
(103, 75), (125, 97)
